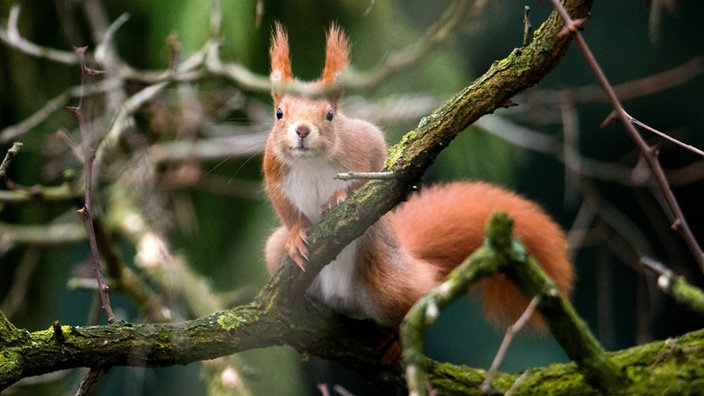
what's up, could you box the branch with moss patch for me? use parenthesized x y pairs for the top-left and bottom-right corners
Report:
(642, 257), (704, 316)
(401, 213), (626, 395)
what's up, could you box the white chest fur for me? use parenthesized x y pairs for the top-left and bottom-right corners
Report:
(307, 240), (377, 321)
(281, 158), (379, 321)
(282, 158), (350, 224)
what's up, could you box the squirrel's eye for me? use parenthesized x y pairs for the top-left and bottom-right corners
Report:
(325, 109), (334, 121)
(276, 108), (283, 120)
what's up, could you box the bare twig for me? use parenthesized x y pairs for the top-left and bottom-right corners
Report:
(209, 0), (222, 39)
(0, 6), (80, 64)
(0, 222), (86, 245)
(255, 0), (264, 28)
(480, 296), (541, 393)
(549, 0), (704, 273)
(505, 369), (531, 396)
(335, 171), (397, 181)
(0, 250), (40, 316)
(0, 78), (122, 144)
(476, 115), (634, 184)
(478, 114), (704, 188)
(347, 0), (471, 91)
(629, 115), (704, 157)
(555, 57), (703, 105)
(0, 142), (22, 181)
(71, 47), (115, 324)
(648, 0), (677, 43)
(74, 368), (105, 396)
(641, 256), (676, 279)
(523, 6), (532, 47)
(0, 0), (470, 138)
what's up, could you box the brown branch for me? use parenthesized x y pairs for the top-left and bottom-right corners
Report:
(558, 57), (703, 105)
(481, 296), (541, 392)
(549, 0), (704, 273)
(0, 6), (81, 65)
(71, 46), (115, 324)
(630, 115), (704, 157)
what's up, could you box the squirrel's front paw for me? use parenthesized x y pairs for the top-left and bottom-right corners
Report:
(322, 188), (349, 211)
(286, 225), (309, 270)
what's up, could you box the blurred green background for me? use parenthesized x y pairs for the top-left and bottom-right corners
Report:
(1, 0), (704, 394)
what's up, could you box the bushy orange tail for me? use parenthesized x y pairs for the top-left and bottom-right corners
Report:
(390, 181), (574, 329)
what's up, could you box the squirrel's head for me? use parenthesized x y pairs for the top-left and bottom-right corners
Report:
(268, 23), (350, 161)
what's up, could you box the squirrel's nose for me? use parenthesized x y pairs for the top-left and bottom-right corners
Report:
(295, 125), (310, 138)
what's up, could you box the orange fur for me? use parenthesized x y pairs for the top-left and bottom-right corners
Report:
(263, 24), (574, 332)
(321, 23), (349, 85)
(264, 23), (385, 271)
(270, 23), (292, 85)
(390, 182), (574, 328)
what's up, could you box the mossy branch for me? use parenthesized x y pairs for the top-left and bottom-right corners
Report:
(3, 248), (704, 394)
(401, 213), (626, 395)
(642, 257), (704, 316)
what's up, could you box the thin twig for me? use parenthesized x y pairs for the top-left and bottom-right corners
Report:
(629, 114), (704, 157)
(523, 6), (532, 47)
(335, 171), (397, 181)
(74, 368), (105, 396)
(0, 250), (40, 316)
(549, 0), (704, 273)
(348, 0), (471, 91)
(552, 57), (703, 106)
(0, 0), (468, 107)
(0, 222), (86, 245)
(0, 6), (81, 65)
(480, 296), (541, 393)
(72, 47), (115, 324)
(0, 142), (22, 181)
(0, 78), (123, 144)
(505, 369), (531, 396)
(640, 256), (675, 278)
(209, 0), (222, 39)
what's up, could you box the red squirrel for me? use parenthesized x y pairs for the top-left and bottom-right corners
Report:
(263, 23), (574, 330)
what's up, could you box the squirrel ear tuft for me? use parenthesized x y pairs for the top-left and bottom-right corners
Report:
(270, 22), (292, 84)
(320, 23), (349, 85)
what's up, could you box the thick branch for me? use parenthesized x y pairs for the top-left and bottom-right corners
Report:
(2, 300), (704, 394)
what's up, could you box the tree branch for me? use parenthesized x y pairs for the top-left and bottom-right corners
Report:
(71, 46), (115, 324)
(0, 142), (22, 181)
(548, 0), (704, 273)
(401, 213), (625, 395)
